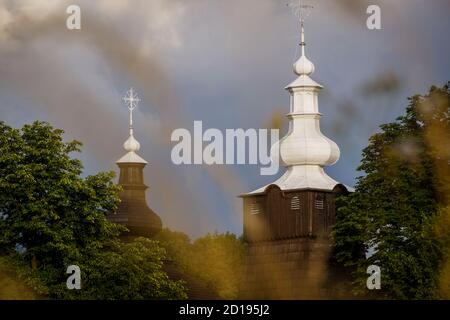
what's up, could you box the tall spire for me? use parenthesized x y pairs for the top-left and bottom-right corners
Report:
(300, 19), (305, 56)
(117, 88), (147, 164)
(246, 2), (345, 194)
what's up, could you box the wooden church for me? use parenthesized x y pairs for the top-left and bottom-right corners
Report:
(240, 17), (352, 299)
(107, 89), (218, 299)
(107, 88), (162, 240)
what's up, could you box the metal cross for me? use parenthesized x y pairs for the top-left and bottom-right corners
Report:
(287, 0), (313, 54)
(123, 88), (140, 135)
(123, 87), (140, 111)
(287, 0), (314, 24)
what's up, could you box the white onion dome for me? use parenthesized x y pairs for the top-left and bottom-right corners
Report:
(293, 54), (315, 76)
(123, 134), (141, 152)
(279, 127), (340, 167)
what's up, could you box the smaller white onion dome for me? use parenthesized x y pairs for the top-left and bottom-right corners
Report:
(293, 55), (315, 76)
(123, 134), (141, 152)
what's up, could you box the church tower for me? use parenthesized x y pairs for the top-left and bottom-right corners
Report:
(108, 88), (162, 239)
(240, 5), (351, 299)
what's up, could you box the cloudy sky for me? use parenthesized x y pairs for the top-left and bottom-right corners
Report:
(0, 0), (449, 237)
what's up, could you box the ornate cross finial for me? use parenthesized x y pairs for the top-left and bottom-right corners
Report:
(123, 87), (140, 111)
(287, 0), (313, 24)
(287, 0), (313, 56)
(123, 88), (140, 135)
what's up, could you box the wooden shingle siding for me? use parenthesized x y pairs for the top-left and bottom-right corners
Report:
(243, 185), (340, 242)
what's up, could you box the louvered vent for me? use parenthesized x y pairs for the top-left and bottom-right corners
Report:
(315, 199), (324, 210)
(250, 200), (260, 214)
(291, 196), (300, 210)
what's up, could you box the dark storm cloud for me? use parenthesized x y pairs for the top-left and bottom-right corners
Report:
(0, 0), (449, 236)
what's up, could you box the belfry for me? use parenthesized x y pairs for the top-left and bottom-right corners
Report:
(240, 4), (351, 299)
(108, 88), (162, 239)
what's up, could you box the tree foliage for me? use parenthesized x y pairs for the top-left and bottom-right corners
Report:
(155, 229), (245, 299)
(0, 256), (41, 299)
(37, 238), (186, 299)
(0, 121), (186, 299)
(333, 83), (450, 299)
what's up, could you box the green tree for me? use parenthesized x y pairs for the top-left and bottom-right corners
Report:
(0, 121), (122, 264)
(155, 229), (245, 299)
(154, 228), (192, 271)
(190, 232), (245, 299)
(0, 121), (186, 299)
(41, 238), (186, 299)
(332, 83), (450, 299)
(0, 256), (41, 299)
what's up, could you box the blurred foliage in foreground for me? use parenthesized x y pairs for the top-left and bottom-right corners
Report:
(154, 229), (246, 299)
(333, 83), (450, 299)
(0, 121), (186, 299)
(0, 256), (40, 299)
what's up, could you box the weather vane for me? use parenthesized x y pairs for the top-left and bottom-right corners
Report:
(123, 87), (140, 135)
